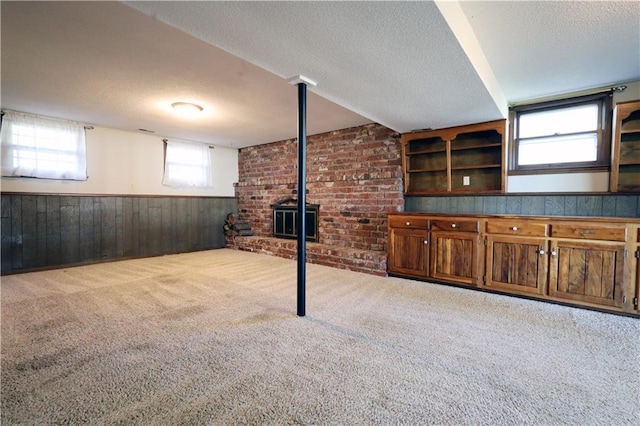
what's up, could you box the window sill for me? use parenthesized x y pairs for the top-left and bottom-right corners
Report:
(508, 166), (609, 176)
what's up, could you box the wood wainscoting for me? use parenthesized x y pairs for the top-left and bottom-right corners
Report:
(1, 192), (237, 274)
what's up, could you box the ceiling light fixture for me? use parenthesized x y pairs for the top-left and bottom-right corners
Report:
(171, 101), (204, 117)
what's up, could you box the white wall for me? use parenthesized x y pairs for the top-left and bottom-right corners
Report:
(506, 80), (640, 193)
(4, 81), (637, 197)
(508, 172), (609, 193)
(1, 126), (238, 196)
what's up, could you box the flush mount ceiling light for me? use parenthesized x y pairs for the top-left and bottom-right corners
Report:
(171, 102), (204, 117)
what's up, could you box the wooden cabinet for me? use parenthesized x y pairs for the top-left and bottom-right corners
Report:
(388, 213), (640, 317)
(635, 228), (640, 313)
(403, 135), (448, 193)
(387, 215), (481, 285)
(388, 216), (429, 277)
(610, 100), (640, 193)
(430, 219), (480, 286)
(548, 240), (626, 308)
(401, 120), (507, 195)
(484, 219), (549, 295)
(549, 222), (629, 309)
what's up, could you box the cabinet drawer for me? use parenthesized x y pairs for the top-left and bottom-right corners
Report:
(486, 220), (548, 237)
(431, 219), (479, 233)
(550, 224), (627, 242)
(389, 216), (428, 229)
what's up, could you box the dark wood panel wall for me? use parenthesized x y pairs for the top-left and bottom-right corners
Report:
(1, 193), (237, 274)
(405, 194), (640, 218)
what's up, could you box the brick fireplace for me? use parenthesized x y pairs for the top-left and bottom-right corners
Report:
(227, 123), (404, 275)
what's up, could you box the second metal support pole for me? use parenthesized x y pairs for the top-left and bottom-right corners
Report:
(296, 82), (307, 317)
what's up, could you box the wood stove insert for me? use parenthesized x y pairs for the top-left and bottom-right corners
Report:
(272, 198), (319, 242)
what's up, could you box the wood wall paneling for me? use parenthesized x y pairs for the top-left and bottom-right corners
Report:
(0, 193), (237, 274)
(406, 195), (639, 218)
(1, 196), (11, 272)
(160, 198), (173, 254)
(60, 196), (80, 266)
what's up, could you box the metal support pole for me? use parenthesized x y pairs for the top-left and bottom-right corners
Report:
(296, 82), (307, 317)
(288, 74), (315, 317)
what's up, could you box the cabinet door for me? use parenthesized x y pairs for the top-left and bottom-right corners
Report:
(635, 228), (640, 312)
(388, 228), (429, 277)
(430, 231), (479, 285)
(549, 241), (626, 308)
(636, 248), (640, 313)
(485, 235), (548, 295)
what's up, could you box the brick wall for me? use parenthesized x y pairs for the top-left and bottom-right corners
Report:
(235, 123), (404, 256)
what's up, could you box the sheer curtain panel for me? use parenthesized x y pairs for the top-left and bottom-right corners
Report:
(1, 110), (87, 180)
(163, 140), (212, 188)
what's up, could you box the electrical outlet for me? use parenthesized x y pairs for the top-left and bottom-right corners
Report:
(463, 176), (470, 186)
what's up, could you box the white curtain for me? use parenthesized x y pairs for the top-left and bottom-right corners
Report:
(1, 110), (87, 180)
(163, 140), (212, 188)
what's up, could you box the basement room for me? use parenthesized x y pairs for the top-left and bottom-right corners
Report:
(1, 1), (639, 424)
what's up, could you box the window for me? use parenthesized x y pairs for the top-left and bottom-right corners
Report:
(162, 139), (212, 188)
(509, 93), (612, 173)
(0, 110), (87, 180)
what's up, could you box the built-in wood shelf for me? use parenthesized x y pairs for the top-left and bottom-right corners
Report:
(611, 100), (640, 193)
(401, 120), (507, 195)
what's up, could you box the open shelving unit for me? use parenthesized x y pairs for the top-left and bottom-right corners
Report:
(405, 136), (448, 192)
(401, 120), (507, 195)
(610, 100), (640, 193)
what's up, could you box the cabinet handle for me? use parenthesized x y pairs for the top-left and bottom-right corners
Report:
(406, 221), (411, 226)
(423, 240), (428, 245)
(511, 226), (519, 231)
(538, 249), (545, 255)
(451, 223), (457, 228)
(551, 249), (557, 257)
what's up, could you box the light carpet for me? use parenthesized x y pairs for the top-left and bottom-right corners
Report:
(1, 248), (639, 425)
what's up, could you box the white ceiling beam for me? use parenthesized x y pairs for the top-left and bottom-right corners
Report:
(435, 1), (508, 118)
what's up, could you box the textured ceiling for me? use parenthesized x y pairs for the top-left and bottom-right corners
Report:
(461, 1), (640, 103)
(1, 1), (369, 148)
(125, 1), (506, 133)
(2, 1), (639, 149)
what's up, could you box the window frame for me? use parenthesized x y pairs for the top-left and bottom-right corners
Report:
(508, 92), (613, 175)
